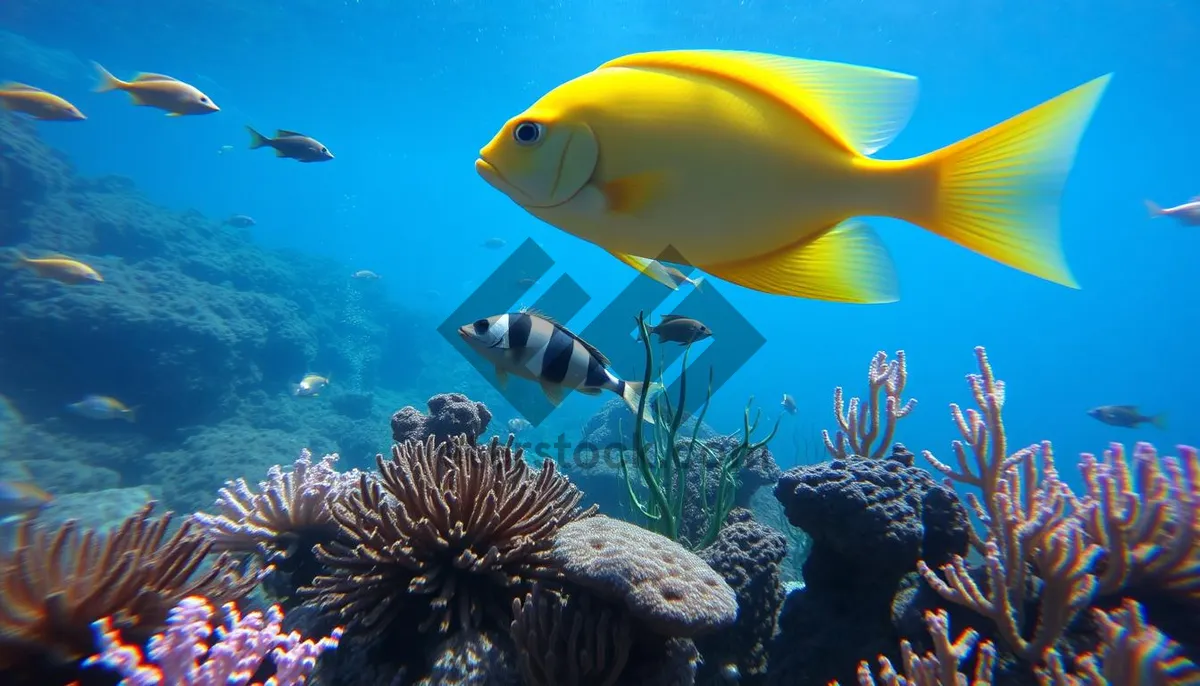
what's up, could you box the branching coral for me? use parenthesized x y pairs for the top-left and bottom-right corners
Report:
(823, 350), (916, 460)
(917, 348), (1099, 662)
(854, 608), (997, 686)
(84, 595), (343, 686)
(906, 346), (1199, 678)
(0, 502), (263, 678)
(1073, 442), (1200, 599)
(304, 434), (597, 639)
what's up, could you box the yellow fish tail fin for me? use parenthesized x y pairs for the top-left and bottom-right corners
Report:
(912, 74), (1112, 289)
(125, 405), (139, 423)
(1152, 413), (1168, 430)
(246, 126), (270, 149)
(703, 219), (900, 303)
(622, 380), (664, 426)
(1145, 200), (1164, 218)
(93, 63), (125, 93)
(10, 249), (29, 269)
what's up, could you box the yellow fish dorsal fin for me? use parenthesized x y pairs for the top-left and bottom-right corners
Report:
(600, 50), (919, 156)
(608, 251), (680, 290)
(0, 83), (43, 93)
(133, 73), (179, 83)
(702, 219), (899, 303)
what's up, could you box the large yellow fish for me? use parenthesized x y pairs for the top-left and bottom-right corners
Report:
(476, 50), (1112, 303)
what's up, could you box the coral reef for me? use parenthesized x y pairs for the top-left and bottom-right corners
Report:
(305, 435), (596, 640)
(0, 503), (261, 685)
(509, 584), (632, 686)
(191, 449), (360, 602)
(696, 508), (788, 685)
(390, 392), (493, 446)
(0, 108), (433, 516)
(547, 514), (737, 638)
(769, 346), (1200, 685)
(84, 595), (343, 685)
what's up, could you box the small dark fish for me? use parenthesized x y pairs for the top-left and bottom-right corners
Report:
(483, 237), (507, 249)
(459, 311), (659, 420)
(223, 214), (256, 228)
(639, 314), (712, 345)
(247, 126), (334, 163)
(516, 277), (537, 287)
(1087, 405), (1167, 430)
(781, 393), (797, 415)
(0, 481), (52, 520)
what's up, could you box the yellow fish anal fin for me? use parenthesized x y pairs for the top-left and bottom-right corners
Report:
(599, 172), (665, 214)
(608, 251), (680, 290)
(600, 50), (919, 156)
(702, 219), (899, 303)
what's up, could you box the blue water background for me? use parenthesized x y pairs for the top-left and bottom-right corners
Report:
(2, 0), (1196, 488)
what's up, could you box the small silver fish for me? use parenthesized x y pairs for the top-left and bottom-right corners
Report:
(507, 417), (533, 433)
(1146, 197), (1200, 226)
(0, 481), (52, 520)
(217, 145), (235, 154)
(293, 374), (329, 397)
(67, 395), (135, 422)
(223, 214), (256, 228)
(781, 393), (797, 415)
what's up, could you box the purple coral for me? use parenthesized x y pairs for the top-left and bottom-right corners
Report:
(390, 392), (492, 446)
(83, 595), (342, 686)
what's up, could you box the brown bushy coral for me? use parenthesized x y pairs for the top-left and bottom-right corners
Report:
(0, 502), (261, 683)
(304, 434), (597, 639)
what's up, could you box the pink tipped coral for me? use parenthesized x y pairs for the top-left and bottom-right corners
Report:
(823, 350), (917, 460)
(191, 449), (355, 557)
(83, 595), (342, 686)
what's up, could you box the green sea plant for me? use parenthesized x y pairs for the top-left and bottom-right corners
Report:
(618, 311), (779, 550)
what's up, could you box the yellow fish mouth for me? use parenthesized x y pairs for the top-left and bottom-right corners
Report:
(476, 156), (569, 209)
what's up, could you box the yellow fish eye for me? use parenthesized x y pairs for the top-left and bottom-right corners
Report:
(511, 120), (545, 146)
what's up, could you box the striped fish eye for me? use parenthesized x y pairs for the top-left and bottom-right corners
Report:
(472, 319), (490, 335)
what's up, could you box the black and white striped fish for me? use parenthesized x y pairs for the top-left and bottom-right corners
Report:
(458, 311), (660, 421)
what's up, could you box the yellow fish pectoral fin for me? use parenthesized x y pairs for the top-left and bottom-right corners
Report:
(599, 172), (666, 214)
(608, 251), (680, 290)
(702, 219), (899, 303)
(600, 50), (919, 156)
